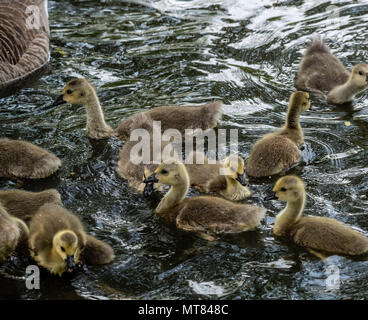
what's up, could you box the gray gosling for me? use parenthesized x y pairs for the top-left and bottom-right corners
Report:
(0, 138), (61, 180)
(0, 189), (61, 221)
(52, 78), (222, 140)
(116, 113), (179, 192)
(294, 38), (368, 104)
(0, 203), (28, 261)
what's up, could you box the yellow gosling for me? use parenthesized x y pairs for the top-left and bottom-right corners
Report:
(266, 176), (368, 257)
(144, 161), (265, 241)
(186, 152), (251, 201)
(28, 204), (114, 276)
(246, 91), (311, 178)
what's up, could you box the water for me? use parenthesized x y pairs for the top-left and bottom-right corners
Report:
(1, 0), (368, 300)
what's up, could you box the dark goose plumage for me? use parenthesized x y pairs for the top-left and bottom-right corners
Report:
(0, 0), (50, 97)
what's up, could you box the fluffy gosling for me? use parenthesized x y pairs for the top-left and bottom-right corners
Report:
(0, 189), (61, 221)
(186, 152), (251, 201)
(52, 78), (222, 140)
(246, 91), (311, 178)
(28, 204), (114, 276)
(266, 176), (368, 257)
(0, 204), (28, 261)
(0, 138), (61, 180)
(294, 38), (368, 104)
(144, 161), (265, 241)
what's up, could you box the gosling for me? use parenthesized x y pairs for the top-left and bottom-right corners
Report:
(144, 161), (265, 241)
(0, 189), (61, 221)
(266, 175), (368, 257)
(246, 91), (311, 178)
(294, 37), (368, 104)
(52, 78), (222, 140)
(0, 138), (61, 180)
(28, 204), (114, 276)
(186, 152), (251, 201)
(0, 204), (28, 261)
(116, 113), (179, 192)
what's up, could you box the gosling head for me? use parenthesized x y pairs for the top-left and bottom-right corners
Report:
(289, 91), (311, 113)
(52, 78), (95, 107)
(144, 160), (188, 196)
(53, 230), (79, 272)
(153, 161), (187, 186)
(265, 175), (305, 202)
(223, 155), (247, 186)
(350, 64), (368, 90)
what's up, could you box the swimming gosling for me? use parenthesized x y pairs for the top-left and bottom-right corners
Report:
(186, 152), (251, 201)
(0, 138), (61, 180)
(246, 91), (311, 178)
(266, 176), (368, 257)
(52, 78), (222, 140)
(144, 161), (265, 241)
(0, 204), (28, 261)
(116, 113), (179, 192)
(294, 37), (368, 104)
(28, 204), (114, 276)
(0, 189), (61, 221)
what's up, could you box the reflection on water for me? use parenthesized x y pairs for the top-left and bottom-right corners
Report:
(0, 0), (368, 299)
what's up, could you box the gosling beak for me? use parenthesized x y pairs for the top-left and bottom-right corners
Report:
(143, 182), (154, 198)
(65, 255), (75, 271)
(235, 173), (248, 186)
(51, 94), (66, 107)
(264, 192), (278, 201)
(143, 172), (159, 184)
(143, 173), (159, 198)
(366, 74), (368, 82)
(309, 103), (312, 110)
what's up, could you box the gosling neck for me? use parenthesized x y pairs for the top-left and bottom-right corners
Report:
(224, 175), (239, 189)
(223, 176), (250, 200)
(327, 79), (361, 104)
(84, 90), (113, 138)
(274, 192), (306, 236)
(285, 104), (302, 130)
(156, 176), (190, 215)
(225, 176), (243, 194)
(49, 245), (62, 262)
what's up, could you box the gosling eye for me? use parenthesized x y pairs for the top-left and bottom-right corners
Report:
(61, 247), (66, 252)
(359, 71), (364, 76)
(280, 187), (287, 192)
(66, 89), (72, 95)
(161, 169), (168, 174)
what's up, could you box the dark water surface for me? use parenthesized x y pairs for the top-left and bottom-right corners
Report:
(1, 0), (368, 299)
